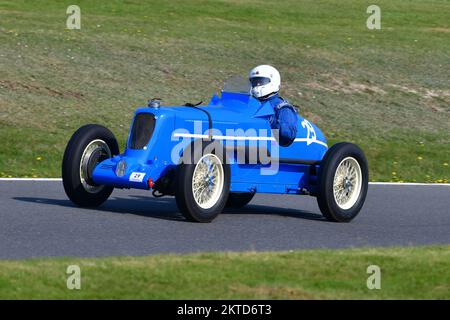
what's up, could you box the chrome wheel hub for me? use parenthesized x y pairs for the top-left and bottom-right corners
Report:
(79, 139), (111, 193)
(343, 177), (353, 193)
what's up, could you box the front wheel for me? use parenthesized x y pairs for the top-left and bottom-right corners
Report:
(62, 124), (119, 207)
(175, 142), (230, 222)
(316, 142), (368, 222)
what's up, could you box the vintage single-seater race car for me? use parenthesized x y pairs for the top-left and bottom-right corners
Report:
(62, 76), (368, 222)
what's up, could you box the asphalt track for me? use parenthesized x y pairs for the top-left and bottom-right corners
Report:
(0, 180), (449, 259)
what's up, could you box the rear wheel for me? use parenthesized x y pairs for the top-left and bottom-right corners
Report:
(62, 124), (119, 207)
(175, 142), (230, 222)
(316, 142), (368, 222)
(226, 192), (255, 208)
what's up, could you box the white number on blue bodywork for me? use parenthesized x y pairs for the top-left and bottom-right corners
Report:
(301, 119), (317, 146)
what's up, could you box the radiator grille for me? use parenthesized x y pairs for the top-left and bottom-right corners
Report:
(129, 113), (155, 149)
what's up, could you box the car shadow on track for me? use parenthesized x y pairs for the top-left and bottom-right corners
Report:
(13, 196), (184, 222)
(13, 196), (325, 222)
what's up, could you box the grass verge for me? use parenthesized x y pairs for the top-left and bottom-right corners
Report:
(0, 246), (448, 299)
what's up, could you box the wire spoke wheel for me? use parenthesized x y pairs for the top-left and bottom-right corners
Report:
(332, 157), (362, 210)
(175, 142), (230, 223)
(316, 142), (368, 222)
(191, 154), (224, 209)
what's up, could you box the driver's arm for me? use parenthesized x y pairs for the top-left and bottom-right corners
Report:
(277, 106), (298, 146)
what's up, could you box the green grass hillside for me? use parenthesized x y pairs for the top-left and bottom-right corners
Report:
(0, 246), (448, 299)
(0, 0), (449, 181)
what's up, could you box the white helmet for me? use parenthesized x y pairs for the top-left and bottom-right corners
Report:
(249, 65), (281, 99)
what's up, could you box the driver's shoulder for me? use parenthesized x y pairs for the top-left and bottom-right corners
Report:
(268, 95), (287, 108)
(273, 96), (298, 115)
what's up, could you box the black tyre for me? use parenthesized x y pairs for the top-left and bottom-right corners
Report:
(62, 124), (119, 207)
(316, 142), (368, 222)
(175, 141), (230, 222)
(226, 192), (255, 208)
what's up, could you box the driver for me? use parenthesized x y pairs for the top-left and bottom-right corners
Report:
(249, 65), (298, 146)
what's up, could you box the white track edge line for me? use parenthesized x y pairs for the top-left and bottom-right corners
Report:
(0, 178), (448, 186)
(368, 182), (449, 186)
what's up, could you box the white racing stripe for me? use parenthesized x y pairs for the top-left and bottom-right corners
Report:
(174, 133), (274, 141)
(293, 138), (328, 148)
(0, 178), (448, 186)
(173, 133), (328, 147)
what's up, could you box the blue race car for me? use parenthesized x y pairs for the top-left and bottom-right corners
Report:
(62, 76), (368, 222)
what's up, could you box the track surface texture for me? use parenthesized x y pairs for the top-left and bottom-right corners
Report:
(0, 181), (449, 259)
